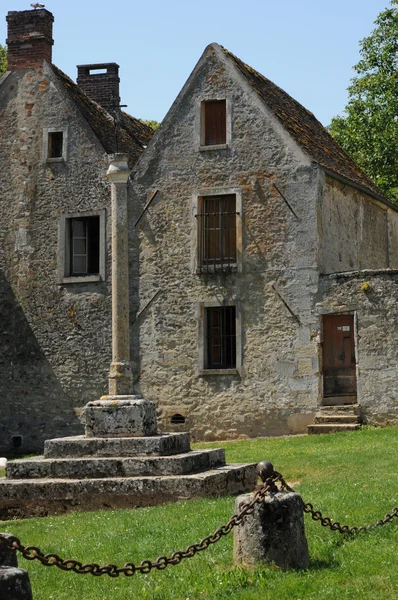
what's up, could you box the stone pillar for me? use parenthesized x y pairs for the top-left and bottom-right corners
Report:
(106, 153), (133, 397)
(233, 492), (309, 570)
(0, 534), (33, 600)
(83, 154), (158, 438)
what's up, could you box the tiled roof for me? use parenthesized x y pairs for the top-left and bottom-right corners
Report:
(51, 65), (153, 167)
(223, 47), (385, 201)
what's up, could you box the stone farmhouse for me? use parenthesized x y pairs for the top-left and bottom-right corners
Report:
(1, 8), (397, 454)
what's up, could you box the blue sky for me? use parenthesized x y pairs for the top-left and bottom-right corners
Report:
(1, 0), (390, 126)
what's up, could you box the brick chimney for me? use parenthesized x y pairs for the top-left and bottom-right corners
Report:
(77, 63), (120, 111)
(6, 9), (54, 70)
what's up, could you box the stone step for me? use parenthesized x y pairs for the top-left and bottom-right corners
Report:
(7, 449), (225, 479)
(318, 404), (361, 415)
(0, 463), (258, 520)
(308, 423), (361, 435)
(314, 415), (360, 424)
(322, 396), (357, 406)
(44, 432), (190, 459)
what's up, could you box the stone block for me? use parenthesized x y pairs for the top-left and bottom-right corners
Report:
(234, 491), (309, 570)
(44, 432), (190, 458)
(84, 397), (157, 437)
(0, 567), (33, 600)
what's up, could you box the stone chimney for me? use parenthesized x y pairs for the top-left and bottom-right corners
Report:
(77, 63), (120, 111)
(6, 9), (54, 70)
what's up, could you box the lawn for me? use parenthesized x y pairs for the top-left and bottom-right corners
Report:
(1, 426), (397, 600)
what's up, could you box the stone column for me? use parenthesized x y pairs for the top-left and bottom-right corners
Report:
(83, 154), (157, 438)
(106, 153), (133, 397)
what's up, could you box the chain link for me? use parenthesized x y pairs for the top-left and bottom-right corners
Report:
(0, 469), (397, 577)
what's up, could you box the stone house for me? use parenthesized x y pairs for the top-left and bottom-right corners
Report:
(129, 44), (398, 440)
(0, 9), (152, 454)
(1, 10), (397, 454)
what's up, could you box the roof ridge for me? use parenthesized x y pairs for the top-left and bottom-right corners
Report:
(220, 46), (387, 203)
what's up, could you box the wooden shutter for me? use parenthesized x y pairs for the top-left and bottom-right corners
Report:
(204, 100), (226, 145)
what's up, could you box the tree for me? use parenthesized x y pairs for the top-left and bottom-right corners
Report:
(140, 119), (161, 131)
(0, 44), (7, 76)
(329, 1), (398, 202)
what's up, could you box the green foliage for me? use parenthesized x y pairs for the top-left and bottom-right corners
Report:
(329, 1), (398, 202)
(3, 427), (398, 599)
(0, 44), (7, 76)
(140, 119), (161, 131)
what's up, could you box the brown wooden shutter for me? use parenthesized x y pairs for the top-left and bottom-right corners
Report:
(204, 100), (226, 145)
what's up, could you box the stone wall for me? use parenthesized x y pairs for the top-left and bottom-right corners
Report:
(0, 63), (112, 454)
(129, 44), (323, 440)
(317, 270), (398, 424)
(319, 176), (397, 274)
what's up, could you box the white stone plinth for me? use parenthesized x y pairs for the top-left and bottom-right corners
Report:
(84, 397), (157, 438)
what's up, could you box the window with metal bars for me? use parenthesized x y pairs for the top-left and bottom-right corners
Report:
(206, 306), (236, 369)
(202, 100), (226, 146)
(69, 216), (100, 276)
(197, 195), (237, 270)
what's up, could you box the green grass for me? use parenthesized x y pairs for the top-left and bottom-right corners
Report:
(2, 426), (398, 600)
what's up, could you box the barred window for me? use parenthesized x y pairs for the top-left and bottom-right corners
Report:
(197, 195), (237, 269)
(206, 306), (236, 369)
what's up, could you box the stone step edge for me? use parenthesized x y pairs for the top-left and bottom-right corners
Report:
(6, 449), (226, 479)
(308, 424), (361, 434)
(314, 416), (361, 423)
(44, 432), (191, 459)
(2, 463), (255, 485)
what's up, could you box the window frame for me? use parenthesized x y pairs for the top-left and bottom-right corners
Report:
(196, 97), (231, 151)
(192, 188), (243, 273)
(58, 209), (106, 284)
(43, 127), (68, 162)
(198, 301), (242, 376)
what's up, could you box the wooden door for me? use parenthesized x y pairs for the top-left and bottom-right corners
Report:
(322, 314), (356, 397)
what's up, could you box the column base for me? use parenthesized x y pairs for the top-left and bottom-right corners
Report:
(84, 397), (157, 438)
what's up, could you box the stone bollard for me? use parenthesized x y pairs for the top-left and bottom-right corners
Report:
(0, 534), (33, 600)
(233, 492), (309, 570)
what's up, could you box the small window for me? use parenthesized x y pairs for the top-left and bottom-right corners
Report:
(206, 306), (236, 369)
(58, 210), (105, 284)
(197, 195), (237, 269)
(69, 217), (100, 276)
(48, 132), (64, 158)
(202, 100), (226, 146)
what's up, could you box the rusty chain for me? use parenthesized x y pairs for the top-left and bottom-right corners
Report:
(271, 470), (398, 536)
(0, 465), (397, 577)
(0, 473), (281, 578)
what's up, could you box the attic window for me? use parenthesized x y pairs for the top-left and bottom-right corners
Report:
(202, 100), (226, 146)
(44, 128), (68, 162)
(48, 132), (63, 158)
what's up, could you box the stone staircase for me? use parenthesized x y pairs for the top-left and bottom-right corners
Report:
(308, 401), (362, 435)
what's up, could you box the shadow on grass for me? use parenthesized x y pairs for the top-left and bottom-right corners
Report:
(309, 557), (340, 570)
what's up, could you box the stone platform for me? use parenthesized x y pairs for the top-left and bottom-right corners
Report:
(0, 432), (257, 519)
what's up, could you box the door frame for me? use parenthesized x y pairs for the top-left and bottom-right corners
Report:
(319, 310), (358, 404)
